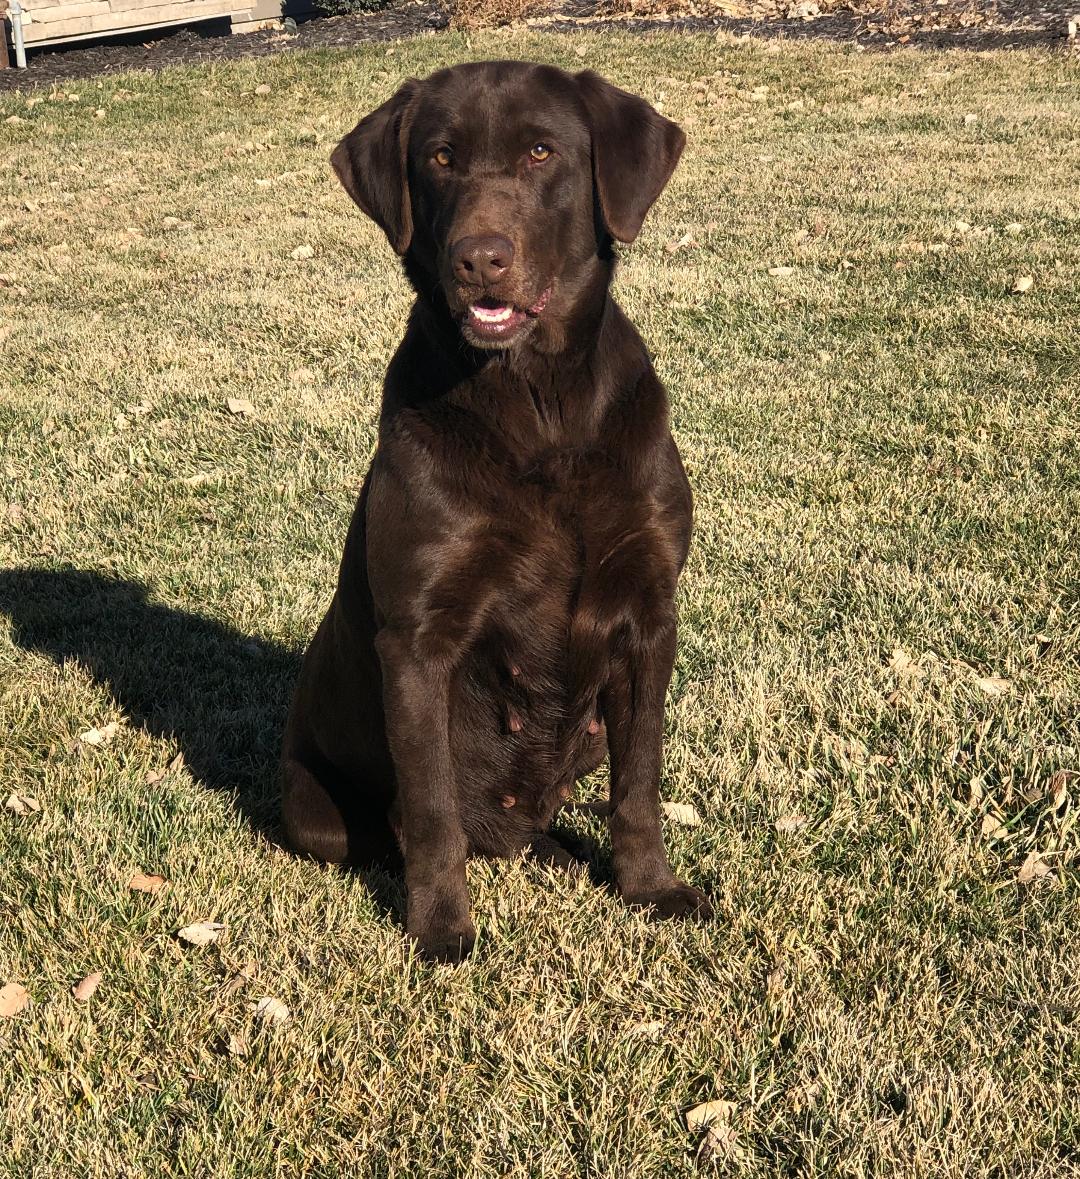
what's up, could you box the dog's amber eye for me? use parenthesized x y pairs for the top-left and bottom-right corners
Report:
(530, 144), (552, 162)
(434, 147), (453, 168)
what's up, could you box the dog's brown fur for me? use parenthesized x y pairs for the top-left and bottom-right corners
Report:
(281, 61), (713, 961)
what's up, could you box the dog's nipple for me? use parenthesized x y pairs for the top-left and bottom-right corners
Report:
(587, 716), (601, 735)
(500, 794), (517, 809)
(507, 706), (523, 734)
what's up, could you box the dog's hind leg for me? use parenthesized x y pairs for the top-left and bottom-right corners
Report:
(281, 755), (398, 868)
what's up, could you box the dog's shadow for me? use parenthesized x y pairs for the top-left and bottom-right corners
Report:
(0, 567), (608, 913)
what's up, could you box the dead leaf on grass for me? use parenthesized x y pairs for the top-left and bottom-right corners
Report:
(981, 813), (1008, 840)
(5, 792), (41, 816)
(1050, 770), (1075, 810)
(1011, 275), (1033, 294)
(664, 232), (699, 254)
(226, 398), (255, 417)
(252, 996), (290, 1025)
(0, 983), (30, 1018)
(975, 675), (1011, 696)
(686, 1099), (745, 1161)
(662, 801), (701, 827)
(626, 1019), (664, 1040)
(776, 814), (808, 834)
(290, 244), (314, 261)
(72, 972), (102, 1002)
(181, 470), (221, 487)
(254, 84), (272, 96)
(768, 265), (795, 277)
(79, 721), (119, 746)
(1017, 852), (1052, 885)
(129, 872), (167, 894)
(177, 921), (226, 947)
(221, 961), (258, 997)
(144, 752), (184, 784)
(888, 647), (925, 678)
(226, 1032), (249, 1056)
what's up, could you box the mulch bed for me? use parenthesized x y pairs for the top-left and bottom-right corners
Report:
(0, 0), (1074, 92)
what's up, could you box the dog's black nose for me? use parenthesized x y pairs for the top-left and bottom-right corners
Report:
(450, 235), (514, 287)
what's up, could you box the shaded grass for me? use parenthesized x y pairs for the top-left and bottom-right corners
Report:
(1, 27), (1079, 1179)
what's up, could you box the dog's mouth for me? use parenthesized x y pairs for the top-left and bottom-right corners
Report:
(461, 288), (551, 346)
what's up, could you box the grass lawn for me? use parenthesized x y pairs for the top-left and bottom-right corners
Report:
(1, 26), (1079, 1177)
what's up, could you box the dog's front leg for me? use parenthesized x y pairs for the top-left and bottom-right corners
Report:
(376, 628), (474, 963)
(602, 618), (713, 920)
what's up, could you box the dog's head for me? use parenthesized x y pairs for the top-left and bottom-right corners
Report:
(331, 61), (684, 351)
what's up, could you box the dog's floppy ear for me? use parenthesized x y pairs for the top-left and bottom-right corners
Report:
(331, 79), (421, 255)
(575, 71), (685, 245)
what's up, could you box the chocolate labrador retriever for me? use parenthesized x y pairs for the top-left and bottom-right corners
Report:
(281, 60), (713, 961)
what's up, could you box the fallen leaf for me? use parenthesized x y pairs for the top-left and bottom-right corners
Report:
(144, 751), (184, 784)
(252, 996), (290, 1025)
(889, 647), (919, 675)
(975, 676), (1010, 696)
(1017, 852), (1052, 885)
(254, 84), (272, 96)
(775, 814), (807, 834)
(79, 721), (119, 746)
(766, 961), (785, 993)
(1011, 275), (1033, 294)
(662, 801), (701, 827)
(1004, 222), (1024, 235)
(626, 1019), (664, 1040)
(981, 813), (1008, 840)
(768, 265), (795, 277)
(1050, 770), (1074, 809)
(290, 244), (314, 261)
(177, 921), (226, 947)
(290, 367), (316, 384)
(129, 872), (167, 894)
(5, 792), (41, 816)
(71, 972), (102, 1002)
(226, 1032), (249, 1056)
(664, 232), (699, 254)
(687, 1099), (743, 1160)
(221, 961), (258, 997)
(181, 471), (220, 487)
(963, 113), (978, 125)
(226, 398), (256, 416)
(0, 983), (29, 1018)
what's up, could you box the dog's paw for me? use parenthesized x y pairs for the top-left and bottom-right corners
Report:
(626, 880), (713, 921)
(413, 920), (476, 965)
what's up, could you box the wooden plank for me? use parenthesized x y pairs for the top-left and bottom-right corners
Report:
(109, 0), (214, 11)
(24, 13), (94, 35)
(27, 1), (110, 22)
(93, 0), (225, 25)
(20, 0), (66, 11)
(24, 0), (225, 37)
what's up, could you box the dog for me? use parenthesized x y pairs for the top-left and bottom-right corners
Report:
(281, 60), (713, 962)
